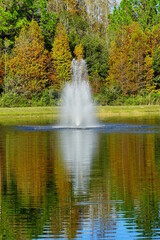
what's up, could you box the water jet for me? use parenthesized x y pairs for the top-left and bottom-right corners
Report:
(60, 59), (97, 128)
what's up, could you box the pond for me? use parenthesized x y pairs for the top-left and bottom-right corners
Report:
(1, 116), (160, 239)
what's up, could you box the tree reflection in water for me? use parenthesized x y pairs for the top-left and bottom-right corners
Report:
(1, 126), (160, 239)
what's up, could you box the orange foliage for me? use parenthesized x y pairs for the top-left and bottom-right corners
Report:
(0, 48), (4, 85)
(107, 22), (151, 95)
(74, 43), (84, 61)
(151, 24), (160, 52)
(7, 20), (51, 96)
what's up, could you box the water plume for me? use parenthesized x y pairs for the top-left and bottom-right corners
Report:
(60, 59), (97, 127)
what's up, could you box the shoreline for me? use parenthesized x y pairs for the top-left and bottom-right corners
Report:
(97, 105), (160, 118)
(0, 105), (159, 125)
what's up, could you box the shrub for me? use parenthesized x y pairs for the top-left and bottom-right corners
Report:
(0, 93), (31, 107)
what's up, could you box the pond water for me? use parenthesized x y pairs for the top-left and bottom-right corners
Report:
(1, 117), (160, 239)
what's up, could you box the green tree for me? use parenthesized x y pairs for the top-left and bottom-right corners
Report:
(33, 0), (58, 51)
(66, 13), (89, 54)
(89, 70), (102, 95)
(109, 0), (160, 33)
(0, 0), (34, 47)
(6, 20), (50, 97)
(82, 33), (109, 79)
(133, 0), (160, 29)
(0, 0), (58, 51)
(108, 0), (133, 36)
(52, 22), (72, 90)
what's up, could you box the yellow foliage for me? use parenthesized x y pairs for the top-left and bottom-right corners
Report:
(107, 22), (151, 95)
(7, 20), (51, 96)
(0, 48), (4, 84)
(145, 55), (155, 93)
(74, 43), (83, 61)
(52, 22), (72, 90)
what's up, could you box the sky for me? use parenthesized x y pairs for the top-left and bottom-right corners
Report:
(117, 0), (121, 5)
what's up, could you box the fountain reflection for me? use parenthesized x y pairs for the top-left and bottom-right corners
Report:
(60, 129), (97, 194)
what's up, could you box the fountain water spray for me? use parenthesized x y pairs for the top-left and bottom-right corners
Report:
(60, 59), (97, 127)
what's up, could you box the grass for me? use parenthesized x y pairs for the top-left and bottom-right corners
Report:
(97, 105), (160, 117)
(0, 105), (160, 125)
(0, 106), (59, 125)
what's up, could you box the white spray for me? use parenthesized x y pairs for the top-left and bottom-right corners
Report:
(60, 59), (97, 127)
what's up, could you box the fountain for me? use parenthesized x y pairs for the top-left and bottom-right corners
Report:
(18, 56), (160, 133)
(60, 59), (97, 128)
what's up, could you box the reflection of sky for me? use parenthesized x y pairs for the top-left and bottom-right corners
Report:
(36, 208), (145, 240)
(78, 217), (140, 239)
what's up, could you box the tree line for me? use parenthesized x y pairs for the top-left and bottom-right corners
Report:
(0, 0), (160, 106)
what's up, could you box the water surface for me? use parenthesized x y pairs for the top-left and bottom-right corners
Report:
(1, 117), (160, 239)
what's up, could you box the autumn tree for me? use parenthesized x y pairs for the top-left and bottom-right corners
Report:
(0, 48), (4, 87)
(6, 20), (51, 98)
(144, 55), (154, 93)
(152, 47), (160, 90)
(107, 22), (151, 95)
(52, 22), (72, 90)
(151, 24), (160, 51)
(47, 0), (80, 14)
(74, 43), (83, 61)
(84, 0), (113, 34)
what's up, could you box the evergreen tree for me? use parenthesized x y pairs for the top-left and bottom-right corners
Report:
(151, 24), (160, 51)
(6, 20), (50, 97)
(109, 0), (160, 33)
(144, 55), (155, 93)
(74, 43), (83, 60)
(0, 48), (4, 86)
(33, 0), (58, 51)
(107, 22), (151, 95)
(108, 0), (133, 30)
(0, 0), (34, 47)
(52, 22), (72, 90)
(152, 46), (160, 90)
(133, 0), (160, 29)
(82, 33), (109, 79)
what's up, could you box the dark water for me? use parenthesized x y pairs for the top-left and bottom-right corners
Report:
(1, 118), (160, 239)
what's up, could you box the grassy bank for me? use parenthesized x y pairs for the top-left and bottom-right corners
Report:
(0, 105), (160, 125)
(0, 107), (59, 125)
(97, 105), (160, 118)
